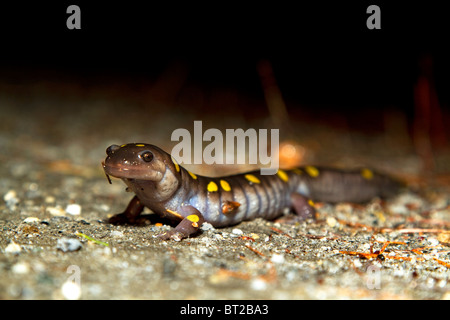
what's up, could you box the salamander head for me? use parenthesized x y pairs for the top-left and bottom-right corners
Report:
(103, 143), (182, 202)
(103, 143), (171, 181)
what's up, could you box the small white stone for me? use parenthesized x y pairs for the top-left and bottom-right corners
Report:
(4, 190), (19, 209)
(45, 196), (55, 203)
(213, 234), (224, 240)
(232, 228), (243, 235)
(23, 217), (40, 223)
(192, 257), (204, 265)
(56, 238), (82, 252)
(4, 190), (16, 200)
(61, 280), (82, 300)
(200, 222), (215, 231)
(5, 241), (22, 254)
(99, 204), (110, 212)
(353, 259), (363, 268)
(428, 237), (439, 246)
(250, 278), (267, 291)
(102, 246), (113, 256)
(270, 253), (285, 264)
(28, 182), (39, 192)
(47, 206), (66, 216)
(12, 262), (30, 274)
(110, 230), (124, 237)
(326, 217), (337, 227)
(65, 204), (81, 216)
(373, 234), (387, 242)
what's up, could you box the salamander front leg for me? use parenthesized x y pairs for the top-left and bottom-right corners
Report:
(108, 195), (145, 225)
(159, 206), (205, 241)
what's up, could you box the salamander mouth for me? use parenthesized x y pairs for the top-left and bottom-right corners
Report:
(102, 161), (113, 184)
(102, 161), (137, 179)
(102, 160), (163, 181)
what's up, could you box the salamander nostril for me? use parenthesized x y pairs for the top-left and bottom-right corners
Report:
(106, 144), (120, 155)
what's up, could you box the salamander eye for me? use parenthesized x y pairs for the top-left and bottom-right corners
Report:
(140, 151), (154, 162)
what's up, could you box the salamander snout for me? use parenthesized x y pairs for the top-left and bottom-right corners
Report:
(103, 143), (168, 181)
(106, 144), (121, 156)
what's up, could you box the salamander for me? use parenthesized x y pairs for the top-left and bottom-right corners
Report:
(102, 143), (401, 241)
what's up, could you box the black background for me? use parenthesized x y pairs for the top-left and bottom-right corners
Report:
(1, 1), (449, 114)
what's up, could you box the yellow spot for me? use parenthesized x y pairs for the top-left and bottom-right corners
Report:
(308, 199), (315, 207)
(120, 144), (127, 148)
(292, 168), (303, 175)
(171, 156), (180, 172)
(277, 170), (289, 182)
(186, 214), (200, 227)
(374, 211), (386, 223)
(135, 144), (145, 147)
(207, 181), (218, 192)
(245, 174), (260, 184)
(305, 166), (319, 178)
(220, 180), (231, 192)
(187, 214), (200, 228)
(361, 168), (374, 180)
(188, 171), (197, 180)
(166, 209), (182, 219)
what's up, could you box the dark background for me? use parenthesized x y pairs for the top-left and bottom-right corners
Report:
(1, 1), (449, 121)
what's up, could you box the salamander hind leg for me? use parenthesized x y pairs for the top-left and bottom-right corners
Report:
(158, 206), (205, 241)
(277, 193), (316, 224)
(291, 193), (316, 220)
(108, 195), (146, 225)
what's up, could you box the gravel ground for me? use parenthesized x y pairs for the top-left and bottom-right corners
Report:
(1, 82), (450, 300)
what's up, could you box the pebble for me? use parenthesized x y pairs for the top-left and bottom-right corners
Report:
(438, 233), (450, 243)
(213, 234), (224, 240)
(335, 203), (353, 214)
(353, 259), (363, 268)
(23, 217), (41, 223)
(270, 253), (285, 264)
(45, 196), (56, 204)
(250, 233), (260, 240)
(61, 280), (82, 300)
(56, 238), (82, 252)
(326, 217), (337, 227)
(65, 203), (81, 216)
(5, 241), (22, 254)
(427, 237), (439, 246)
(110, 230), (124, 237)
(12, 262), (30, 274)
(250, 278), (267, 291)
(47, 206), (66, 216)
(232, 228), (243, 235)
(4, 190), (19, 210)
(98, 204), (110, 212)
(373, 234), (387, 242)
(200, 222), (215, 231)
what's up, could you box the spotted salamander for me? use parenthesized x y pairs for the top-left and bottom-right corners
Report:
(102, 143), (401, 241)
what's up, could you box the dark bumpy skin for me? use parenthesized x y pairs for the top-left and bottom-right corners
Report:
(102, 143), (401, 241)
